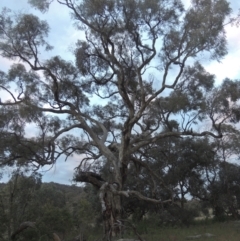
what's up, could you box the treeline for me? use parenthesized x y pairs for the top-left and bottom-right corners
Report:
(97, 134), (240, 226)
(0, 173), (100, 241)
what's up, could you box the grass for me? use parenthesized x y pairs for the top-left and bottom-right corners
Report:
(121, 220), (240, 241)
(87, 219), (240, 241)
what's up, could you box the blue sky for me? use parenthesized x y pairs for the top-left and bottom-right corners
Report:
(0, 0), (240, 185)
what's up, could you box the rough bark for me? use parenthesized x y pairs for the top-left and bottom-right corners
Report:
(100, 183), (122, 240)
(74, 171), (122, 238)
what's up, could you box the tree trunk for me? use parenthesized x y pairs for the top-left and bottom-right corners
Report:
(100, 183), (122, 240)
(74, 171), (123, 240)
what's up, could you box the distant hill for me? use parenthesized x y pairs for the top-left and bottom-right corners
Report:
(0, 181), (84, 197)
(41, 182), (85, 205)
(42, 181), (83, 193)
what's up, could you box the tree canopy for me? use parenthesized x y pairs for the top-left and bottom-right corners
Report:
(1, 0), (240, 238)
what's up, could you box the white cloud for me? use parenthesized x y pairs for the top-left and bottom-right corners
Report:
(41, 153), (84, 185)
(203, 24), (240, 84)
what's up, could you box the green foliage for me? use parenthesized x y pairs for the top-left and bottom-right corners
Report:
(0, 174), (98, 241)
(0, 10), (52, 60)
(28, 0), (53, 12)
(36, 205), (73, 238)
(0, 172), (42, 240)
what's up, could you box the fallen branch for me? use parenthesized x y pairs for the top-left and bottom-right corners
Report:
(11, 221), (36, 240)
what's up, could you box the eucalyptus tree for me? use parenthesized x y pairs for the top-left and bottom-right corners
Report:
(189, 125), (240, 220)
(156, 137), (216, 208)
(0, 0), (240, 238)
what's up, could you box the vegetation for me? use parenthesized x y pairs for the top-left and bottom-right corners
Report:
(0, 0), (240, 240)
(1, 170), (240, 240)
(0, 173), (98, 241)
(131, 220), (240, 241)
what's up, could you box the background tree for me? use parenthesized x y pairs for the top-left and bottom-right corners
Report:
(189, 125), (240, 221)
(0, 0), (240, 238)
(0, 174), (92, 241)
(0, 171), (41, 240)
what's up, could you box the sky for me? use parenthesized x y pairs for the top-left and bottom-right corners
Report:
(0, 0), (240, 185)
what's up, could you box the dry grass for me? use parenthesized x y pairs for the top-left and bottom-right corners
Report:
(138, 221), (240, 241)
(88, 220), (240, 241)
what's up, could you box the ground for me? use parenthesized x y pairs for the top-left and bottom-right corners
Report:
(88, 221), (240, 241)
